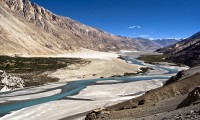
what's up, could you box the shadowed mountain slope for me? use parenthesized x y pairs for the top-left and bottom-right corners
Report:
(157, 32), (200, 67)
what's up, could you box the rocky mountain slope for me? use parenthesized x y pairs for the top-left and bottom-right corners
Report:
(0, 0), (160, 55)
(156, 32), (200, 67)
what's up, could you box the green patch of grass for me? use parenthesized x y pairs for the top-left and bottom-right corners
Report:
(0, 55), (90, 73)
(137, 54), (185, 66)
(137, 54), (171, 64)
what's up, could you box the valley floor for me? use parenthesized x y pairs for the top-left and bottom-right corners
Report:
(0, 50), (188, 120)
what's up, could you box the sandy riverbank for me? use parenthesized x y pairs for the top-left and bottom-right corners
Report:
(20, 48), (119, 59)
(34, 49), (142, 82)
(48, 58), (141, 82)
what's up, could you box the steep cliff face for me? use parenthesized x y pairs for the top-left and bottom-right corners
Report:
(156, 32), (200, 67)
(0, 0), (160, 55)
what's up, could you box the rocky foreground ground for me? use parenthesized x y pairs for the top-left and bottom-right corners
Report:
(136, 86), (200, 120)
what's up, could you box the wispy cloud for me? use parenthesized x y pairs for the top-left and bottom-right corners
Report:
(139, 35), (155, 40)
(139, 35), (150, 38)
(128, 25), (141, 29)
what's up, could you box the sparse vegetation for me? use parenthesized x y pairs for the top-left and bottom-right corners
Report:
(0, 55), (89, 73)
(110, 67), (153, 77)
(137, 54), (185, 66)
(0, 56), (90, 87)
(22, 74), (60, 87)
(137, 54), (171, 64)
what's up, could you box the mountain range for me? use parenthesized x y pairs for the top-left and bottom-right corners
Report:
(0, 0), (162, 56)
(153, 38), (181, 47)
(135, 37), (181, 47)
(157, 32), (200, 67)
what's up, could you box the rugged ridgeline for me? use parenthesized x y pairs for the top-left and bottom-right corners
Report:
(0, 0), (160, 55)
(153, 38), (181, 47)
(135, 37), (180, 47)
(156, 32), (200, 67)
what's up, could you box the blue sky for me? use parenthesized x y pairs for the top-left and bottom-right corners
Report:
(31, 0), (200, 39)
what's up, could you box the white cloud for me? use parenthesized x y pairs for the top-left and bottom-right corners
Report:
(128, 25), (141, 29)
(132, 33), (136, 34)
(128, 26), (136, 29)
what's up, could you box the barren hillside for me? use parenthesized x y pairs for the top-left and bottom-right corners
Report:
(0, 0), (160, 56)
